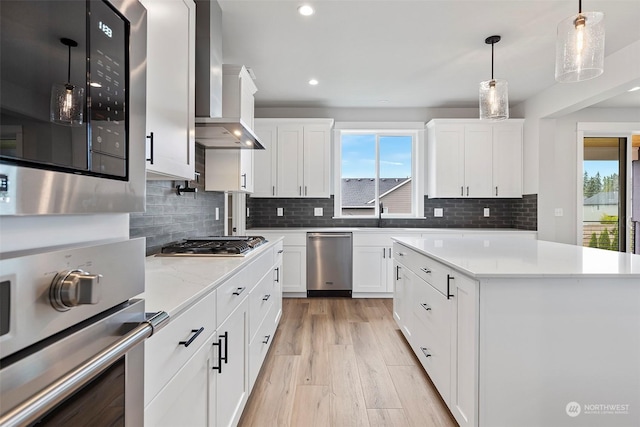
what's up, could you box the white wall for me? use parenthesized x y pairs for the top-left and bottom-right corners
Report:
(512, 40), (640, 244)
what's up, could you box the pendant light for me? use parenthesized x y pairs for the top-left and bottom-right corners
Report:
(50, 38), (84, 126)
(479, 35), (508, 121)
(555, 0), (605, 83)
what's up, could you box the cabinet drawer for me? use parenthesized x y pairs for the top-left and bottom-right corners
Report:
(274, 241), (284, 264)
(249, 272), (275, 342)
(145, 290), (216, 406)
(144, 334), (212, 427)
(395, 244), (450, 296)
(413, 324), (451, 404)
(249, 301), (278, 390)
(217, 269), (250, 325)
(412, 277), (451, 334)
(246, 247), (274, 289)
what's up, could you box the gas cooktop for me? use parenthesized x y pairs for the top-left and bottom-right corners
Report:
(159, 236), (267, 256)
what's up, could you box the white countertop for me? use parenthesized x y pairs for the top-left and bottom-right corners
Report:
(394, 236), (640, 278)
(251, 227), (536, 234)
(139, 239), (281, 316)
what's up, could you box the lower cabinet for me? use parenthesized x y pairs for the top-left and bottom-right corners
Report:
(353, 246), (391, 294)
(144, 332), (213, 427)
(281, 245), (305, 294)
(393, 241), (478, 427)
(144, 242), (283, 426)
(214, 298), (249, 427)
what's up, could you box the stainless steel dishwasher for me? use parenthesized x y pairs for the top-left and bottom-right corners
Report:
(307, 232), (353, 297)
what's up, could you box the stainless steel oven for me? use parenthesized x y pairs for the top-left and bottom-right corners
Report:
(0, 0), (147, 216)
(0, 239), (168, 427)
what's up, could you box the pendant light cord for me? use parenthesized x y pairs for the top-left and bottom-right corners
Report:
(491, 42), (494, 80)
(578, 0), (582, 14)
(67, 44), (71, 84)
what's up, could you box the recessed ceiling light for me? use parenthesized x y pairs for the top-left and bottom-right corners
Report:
(308, 79), (319, 86)
(628, 86), (640, 92)
(233, 130), (242, 137)
(298, 5), (314, 16)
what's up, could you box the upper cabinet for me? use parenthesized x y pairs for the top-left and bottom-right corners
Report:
(426, 119), (523, 198)
(205, 149), (254, 193)
(142, 0), (196, 181)
(221, 64), (257, 131)
(253, 119), (334, 198)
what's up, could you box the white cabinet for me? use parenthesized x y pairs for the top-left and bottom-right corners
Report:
(282, 245), (306, 294)
(450, 273), (478, 427)
(393, 241), (478, 427)
(353, 246), (390, 294)
(492, 123), (523, 197)
(205, 149), (254, 193)
(253, 119), (333, 198)
(221, 65), (257, 131)
(142, 0), (195, 181)
(144, 333), (213, 427)
(145, 243), (283, 427)
(426, 119), (523, 198)
(257, 232), (307, 295)
(214, 298), (249, 427)
(352, 231), (423, 295)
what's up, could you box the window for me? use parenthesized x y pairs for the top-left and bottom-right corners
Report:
(335, 126), (423, 218)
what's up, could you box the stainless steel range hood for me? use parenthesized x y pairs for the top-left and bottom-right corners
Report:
(194, 0), (264, 150)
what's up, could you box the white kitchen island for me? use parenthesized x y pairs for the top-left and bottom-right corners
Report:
(392, 236), (640, 427)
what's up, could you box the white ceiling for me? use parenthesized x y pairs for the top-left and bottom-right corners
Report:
(218, 0), (640, 110)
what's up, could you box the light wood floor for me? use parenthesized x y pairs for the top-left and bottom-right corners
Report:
(238, 298), (458, 427)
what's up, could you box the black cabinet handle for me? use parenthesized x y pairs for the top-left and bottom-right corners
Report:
(396, 265), (401, 281)
(420, 303), (431, 311)
(495, 186), (499, 197)
(420, 267), (431, 274)
(146, 132), (154, 164)
(232, 287), (246, 296)
(420, 347), (432, 358)
(263, 294), (271, 301)
(262, 335), (271, 344)
(212, 331), (229, 372)
(447, 274), (454, 300)
(275, 267), (280, 283)
(179, 327), (204, 347)
(277, 249), (284, 254)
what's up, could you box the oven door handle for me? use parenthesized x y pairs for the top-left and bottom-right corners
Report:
(0, 311), (170, 427)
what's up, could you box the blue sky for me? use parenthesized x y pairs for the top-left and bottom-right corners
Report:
(584, 160), (618, 177)
(341, 134), (412, 178)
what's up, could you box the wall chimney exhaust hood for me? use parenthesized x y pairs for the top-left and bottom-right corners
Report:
(194, 1), (263, 150)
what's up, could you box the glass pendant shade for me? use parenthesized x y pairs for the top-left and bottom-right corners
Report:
(555, 11), (605, 82)
(50, 38), (84, 126)
(50, 83), (84, 126)
(479, 79), (509, 121)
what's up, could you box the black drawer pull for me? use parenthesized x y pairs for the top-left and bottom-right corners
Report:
(277, 249), (284, 254)
(420, 267), (431, 274)
(420, 303), (431, 311)
(262, 335), (271, 344)
(179, 327), (204, 347)
(420, 347), (432, 358)
(446, 275), (454, 300)
(263, 294), (271, 301)
(232, 287), (246, 296)
(275, 267), (280, 283)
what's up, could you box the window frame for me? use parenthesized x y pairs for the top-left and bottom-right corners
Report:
(333, 122), (425, 219)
